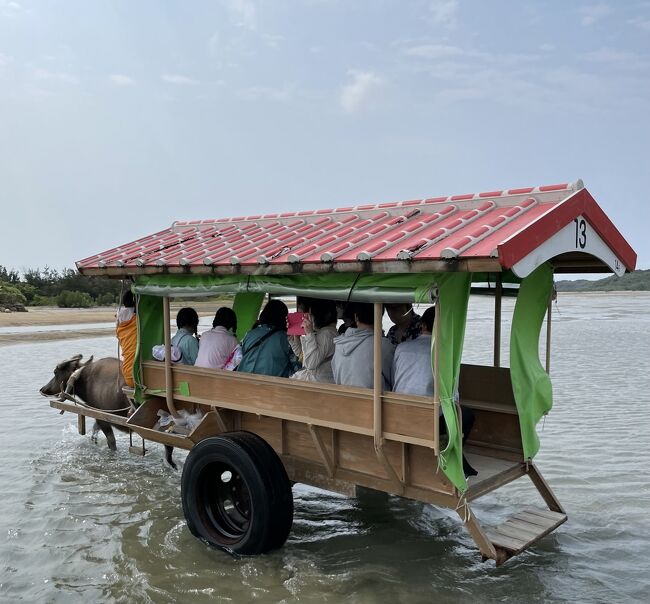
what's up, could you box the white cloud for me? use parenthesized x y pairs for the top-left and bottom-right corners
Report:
(404, 44), (466, 60)
(582, 47), (649, 70)
(583, 48), (638, 62)
(428, 0), (458, 27)
(109, 74), (135, 86)
(339, 70), (384, 114)
(239, 84), (292, 102)
(227, 0), (257, 30)
(539, 43), (555, 52)
(34, 68), (78, 84)
(402, 42), (538, 67)
(0, 52), (13, 67)
(161, 73), (198, 85)
(578, 3), (612, 26)
(628, 16), (650, 31)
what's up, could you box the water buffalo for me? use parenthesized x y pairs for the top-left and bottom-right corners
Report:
(40, 354), (176, 468)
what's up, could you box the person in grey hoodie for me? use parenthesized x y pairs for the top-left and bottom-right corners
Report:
(331, 302), (394, 390)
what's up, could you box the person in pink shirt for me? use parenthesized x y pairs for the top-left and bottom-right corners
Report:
(194, 307), (239, 369)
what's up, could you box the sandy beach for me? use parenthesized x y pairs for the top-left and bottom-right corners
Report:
(0, 304), (222, 346)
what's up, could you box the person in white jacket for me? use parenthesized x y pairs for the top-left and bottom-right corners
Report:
(194, 307), (239, 369)
(331, 302), (394, 390)
(290, 299), (338, 383)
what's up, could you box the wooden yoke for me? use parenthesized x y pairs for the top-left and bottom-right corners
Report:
(162, 296), (179, 417)
(373, 302), (403, 494)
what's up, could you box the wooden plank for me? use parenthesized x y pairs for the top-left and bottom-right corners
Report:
(143, 362), (439, 447)
(50, 400), (130, 427)
(461, 506), (498, 560)
(486, 506), (567, 556)
(309, 424), (335, 477)
(511, 511), (555, 528)
(77, 413), (86, 436)
(527, 463), (566, 513)
(522, 507), (567, 523)
(466, 461), (527, 501)
(485, 529), (527, 553)
(502, 519), (543, 538)
(458, 364), (516, 407)
(188, 411), (228, 444)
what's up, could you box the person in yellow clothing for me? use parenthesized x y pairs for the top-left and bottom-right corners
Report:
(116, 291), (137, 387)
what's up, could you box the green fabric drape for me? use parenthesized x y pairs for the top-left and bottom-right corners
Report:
(509, 263), (554, 460)
(232, 292), (265, 341)
(133, 294), (163, 404)
(429, 273), (472, 492)
(132, 272), (438, 303)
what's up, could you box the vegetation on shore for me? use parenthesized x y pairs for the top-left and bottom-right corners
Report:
(556, 269), (650, 292)
(0, 266), (121, 309)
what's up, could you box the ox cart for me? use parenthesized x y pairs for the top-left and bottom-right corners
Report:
(50, 180), (636, 565)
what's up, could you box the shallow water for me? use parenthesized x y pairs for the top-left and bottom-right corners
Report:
(1, 293), (649, 603)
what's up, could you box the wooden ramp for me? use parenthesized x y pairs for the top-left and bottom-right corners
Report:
(485, 507), (567, 563)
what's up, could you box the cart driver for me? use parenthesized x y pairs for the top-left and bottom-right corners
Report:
(385, 303), (422, 345)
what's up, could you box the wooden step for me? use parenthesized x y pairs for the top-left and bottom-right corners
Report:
(485, 507), (567, 557)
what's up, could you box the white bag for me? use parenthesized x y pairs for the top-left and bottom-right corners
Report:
(152, 344), (182, 362)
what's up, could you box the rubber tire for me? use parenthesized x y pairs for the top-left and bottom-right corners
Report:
(181, 431), (293, 555)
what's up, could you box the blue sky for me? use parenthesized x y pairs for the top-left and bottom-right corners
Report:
(1, 0), (649, 271)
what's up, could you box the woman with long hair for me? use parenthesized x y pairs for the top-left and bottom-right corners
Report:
(237, 299), (300, 378)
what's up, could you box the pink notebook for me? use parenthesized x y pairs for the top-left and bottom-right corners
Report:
(287, 312), (306, 336)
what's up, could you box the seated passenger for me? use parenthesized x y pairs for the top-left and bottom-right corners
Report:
(288, 296), (316, 362)
(385, 302), (422, 345)
(336, 302), (357, 335)
(194, 307), (238, 369)
(116, 290), (137, 387)
(392, 305), (434, 396)
(237, 299), (301, 378)
(331, 302), (394, 389)
(171, 307), (200, 365)
(290, 299), (338, 383)
(392, 306), (477, 477)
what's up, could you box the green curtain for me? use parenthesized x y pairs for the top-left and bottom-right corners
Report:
(426, 273), (472, 492)
(232, 292), (265, 341)
(133, 294), (163, 404)
(509, 263), (554, 460)
(132, 272), (439, 303)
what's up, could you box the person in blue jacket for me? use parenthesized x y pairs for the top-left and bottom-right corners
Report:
(237, 299), (301, 377)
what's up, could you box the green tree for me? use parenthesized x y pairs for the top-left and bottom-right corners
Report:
(0, 283), (27, 307)
(57, 290), (93, 308)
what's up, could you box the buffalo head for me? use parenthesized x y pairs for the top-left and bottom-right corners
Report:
(40, 354), (93, 397)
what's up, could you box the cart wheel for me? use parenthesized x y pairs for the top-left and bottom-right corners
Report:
(181, 431), (293, 555)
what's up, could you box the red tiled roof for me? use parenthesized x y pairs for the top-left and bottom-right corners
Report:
(76, 181), (637, 277)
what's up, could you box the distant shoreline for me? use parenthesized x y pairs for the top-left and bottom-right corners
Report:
(0, 305), (215, 346)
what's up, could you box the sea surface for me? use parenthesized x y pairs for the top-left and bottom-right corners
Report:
(0, 293), (649, 603)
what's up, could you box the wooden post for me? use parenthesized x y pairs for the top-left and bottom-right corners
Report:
(77, 414), (86, 435)
(494, 275), (502, 368)
(433, 296), (441, 457)
(545, 295), (552, 374)
(162, 296), (178, 417)
(372, 302), (383, 447)
(372, 302), (403, 493)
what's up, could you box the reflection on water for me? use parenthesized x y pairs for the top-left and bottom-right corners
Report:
(1, 293), (649, 603)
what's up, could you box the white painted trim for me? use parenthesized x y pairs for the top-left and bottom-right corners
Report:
(511, 215), (626, 277)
